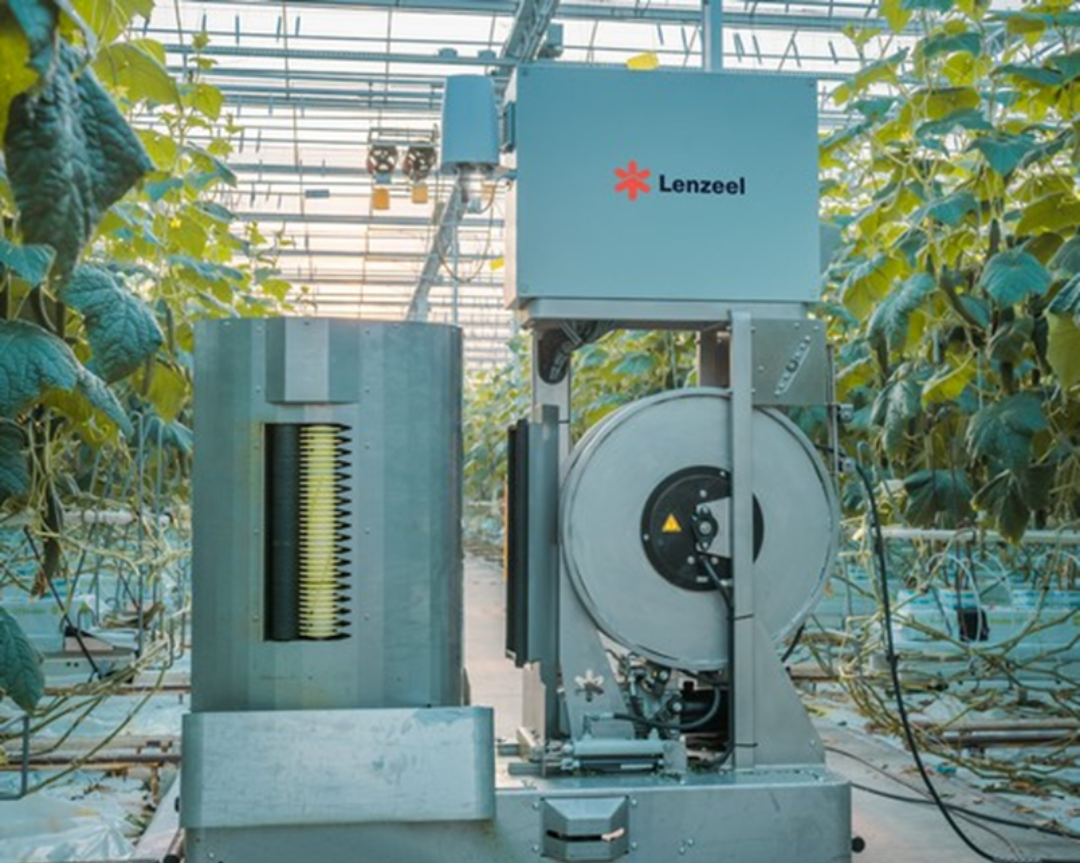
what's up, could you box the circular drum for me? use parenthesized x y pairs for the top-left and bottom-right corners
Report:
(560, 388), (838, 671)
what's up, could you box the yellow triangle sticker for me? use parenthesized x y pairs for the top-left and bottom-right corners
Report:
(661, 514), (682, 534)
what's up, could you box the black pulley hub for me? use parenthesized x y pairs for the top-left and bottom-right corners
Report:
(640, 466), (764, 592)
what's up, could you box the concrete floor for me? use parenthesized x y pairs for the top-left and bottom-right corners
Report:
(463, 555), (1080, 863)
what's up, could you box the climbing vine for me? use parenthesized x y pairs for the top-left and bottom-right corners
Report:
(0, 0), (297, 712)
(821, 0), (1079, 540)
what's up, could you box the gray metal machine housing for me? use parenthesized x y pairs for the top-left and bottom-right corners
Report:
(182, 63), (851, 863)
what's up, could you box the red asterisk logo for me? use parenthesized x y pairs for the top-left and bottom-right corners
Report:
(615, 160), (651, 201)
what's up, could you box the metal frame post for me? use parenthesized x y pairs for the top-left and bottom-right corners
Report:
(729, 311), (756, 768)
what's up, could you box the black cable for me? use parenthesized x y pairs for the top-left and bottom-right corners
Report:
(781, 622), (806, 664)
(855, 464), (1080, 863)
(851, 781), (1080, 841)
(700, 554), (735, 768)
(827, 745), (1080, 841)
(22, 527), (102, 679)
(612, 685), (722, 732)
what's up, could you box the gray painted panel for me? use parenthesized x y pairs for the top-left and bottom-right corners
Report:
(182, 707), (495, 827)
(192, 319), (463, 712)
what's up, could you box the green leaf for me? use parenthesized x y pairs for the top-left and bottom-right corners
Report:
(903, 0), (952, 10)
(987, 316), (1034, 365)
(1048, 273), (1080, 318)
(917, 190), (978, 227)
(92, 40), (179, 106)
(142, 360), (188, 422)
(921, 31), (981, 59)
(841, 253), (904, 321)
(904, 469), (973, 527)
(61, 265), (163, 382)
(967, 132), (1037, 176)
(1016, 193), (1080, 237)
(0, 422), (29, 502)
(0, 319), (132, 435)
(880, 0), (912, 32)
(0, 14), (39, 141)
(911, 86), (980, 120)
(922, 359), (975, 404)
(70, 0), (155, 44)
(8, 0), (58, 80)
(1047, 313), (1080, 388)
(993, 63), (1064, 87)
(871, 375), (923, 455)
(973, 467), (1053, 542)
(978, 250), (1052, 306)
(192, 82), (224, 120)
(168, 254), (243, 285)
(0, 236), (54, 285)
(1049, 236), (1080, 277)
(4, 44), (153, 280)
(916, 108), (991, 139)
(966, 393), (1047, 469)
(1048, 50), (1080, 83)
(0, 606), (44, 712)
(868, 272), (934, 352)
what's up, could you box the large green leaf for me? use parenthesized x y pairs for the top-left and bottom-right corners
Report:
(903, 0), (953, 10)
(904, 469), (973, 527)
(993, 63), (1063, 87)
(921, 31), (981, 59)
(0, 14), (39, 141)
(92, 40), (180, 106)
(978, 250), (1052, 306)
(966, 393), (1047, 469)
(0, 422), (29, 502)
(0, 236), (54, 285)
(916, 190), (978, 227)
(3, 43), (153, 280)
(1047, 314), (1080, 388)
(0, 606), (44, 713)
(916, 109), (991, 139)
(1048, 273), (1080, 319)
(868, 272), (934, 352)
(972, 466), (1054, 542)
(1048, 50), (1080, 83)
(1049, 236), (1080, 277)
(871, 375), (923, 455)
(61, 265), (164, 382)
(7, 0), (57, 79)
(968, 132), (1037, 176)
(1016, 194), (1080, 236)
(0, 319), (132, 434)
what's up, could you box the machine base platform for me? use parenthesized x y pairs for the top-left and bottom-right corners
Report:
(185, 763), (851, 863)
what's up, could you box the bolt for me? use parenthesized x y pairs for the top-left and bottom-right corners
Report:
(532, 845), (540, 854)
(631, 798), (638, 807)
(686, 556), (696, 565)
(699, 489), (708, 499)
(687, 839), (695, 847)
(630, 842), (639, 851)
(699, 521), (714, 536)
(532, 802), (540, 810)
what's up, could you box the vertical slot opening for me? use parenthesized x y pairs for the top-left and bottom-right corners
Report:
(265, 424), (352, 641)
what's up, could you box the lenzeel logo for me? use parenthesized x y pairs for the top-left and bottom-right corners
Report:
(614, 161), (746, 200)
(614, 160), (651, 201)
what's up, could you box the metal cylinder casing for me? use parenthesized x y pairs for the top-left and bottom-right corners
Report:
(440, 75), (500, 171)
(191, 318), (463, 712)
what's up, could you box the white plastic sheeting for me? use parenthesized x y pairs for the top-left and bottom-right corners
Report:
(0, 793), (134, 862)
